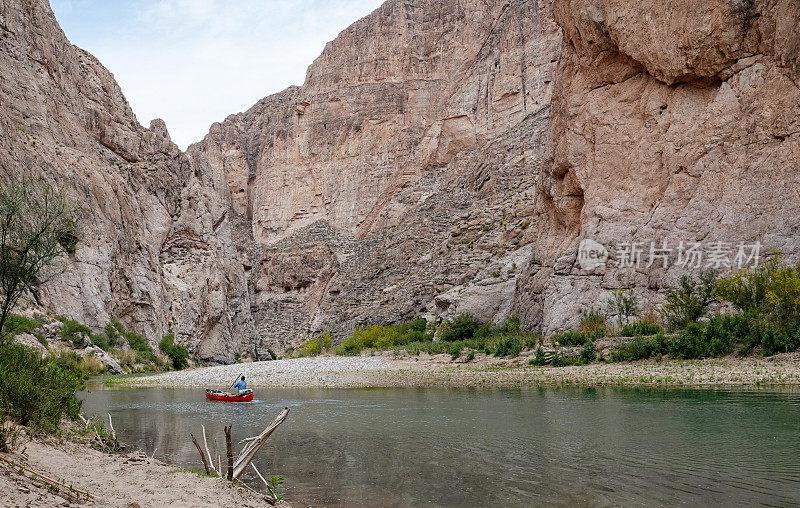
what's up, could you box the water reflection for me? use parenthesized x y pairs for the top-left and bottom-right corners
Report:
(79, 386), (800, 507)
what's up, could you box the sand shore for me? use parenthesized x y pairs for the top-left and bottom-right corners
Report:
(0, 432), (282, 507)
(115, 352), (800, 389)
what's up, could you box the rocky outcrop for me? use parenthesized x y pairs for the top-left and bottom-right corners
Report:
(521, 0), (800, 333)
(0, 0), (253, 362)
(189, 0), (561, 351)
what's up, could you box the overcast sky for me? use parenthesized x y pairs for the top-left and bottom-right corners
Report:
(50, 0), (384, 149)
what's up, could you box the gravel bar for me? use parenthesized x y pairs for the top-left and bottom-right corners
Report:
(122, 356), (401, 388)
(114, 353), (800, 389)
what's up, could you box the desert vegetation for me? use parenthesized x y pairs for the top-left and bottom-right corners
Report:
(596, 257), (800, 364)
(286, 256), (800, 369)
(290, 314), (540, 361)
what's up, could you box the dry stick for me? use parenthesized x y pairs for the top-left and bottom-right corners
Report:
(225, 425), (234, 481)
(107, 413), (116, 441)
(201, 425), (218, 476)
(0, 455), (96, 500)
(189, 433), (211, 475)
(214, 437), (221, 474)
(251, 463), (280, 507)
(232, 407), (289, 480)
(250, 462), (268, 487)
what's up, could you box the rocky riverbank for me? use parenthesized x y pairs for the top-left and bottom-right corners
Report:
(115, 353), (800, 388)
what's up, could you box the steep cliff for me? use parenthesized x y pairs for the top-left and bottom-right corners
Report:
(188, 0), (562, 352)
(3, 0), (798, 358)
(520, 0), (800, 333)
(0, 0), (253, 362)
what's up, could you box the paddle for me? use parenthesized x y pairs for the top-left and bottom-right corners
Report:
(228, 373), (243, 390)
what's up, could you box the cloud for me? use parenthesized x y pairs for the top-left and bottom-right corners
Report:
(51, 0), (384, 149)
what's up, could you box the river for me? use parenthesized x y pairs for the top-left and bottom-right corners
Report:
(79, 386), (800, 507)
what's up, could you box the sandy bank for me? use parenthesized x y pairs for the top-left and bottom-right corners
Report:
(0, 434), (280, 507)
(116, 352), (800, 388)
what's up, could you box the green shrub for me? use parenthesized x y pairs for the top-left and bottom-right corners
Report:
(551, 352), (583, 367)
(439, 314), (479, 342)
(107, 321), (161, 367)
(717, 257), (800, 331)
(670, 314), (751, 359)
(529, 347), (547, 366)
(610, 333), (669, 362)
(761, 327), (800, 356)
(104, 319), (125, 346)
(490, 335), (523, 358)
(48, 350), (105, 377)
(620, 320), (663, 337)
(580, 310), (608, 336)
(295, 333), (333, 358)
(660, 271), (717, 330)
(580, 341), (597, 364)
(159, 333), (189, 370)
(2, 314), (40, 337)
(607, 289), (639, 326)
(0, 343), (83, 432)
(335, 320), (434, 356)
(668, 323), (706, 359)
(57, 317), (93, 348)
(447, 342), (464, 360)
(0, 417), (18, 452)
(498, 316), (521, 334)
(553, 330), (588, 347)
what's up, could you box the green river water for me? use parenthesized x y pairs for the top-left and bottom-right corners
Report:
(79, 387), (800, 507)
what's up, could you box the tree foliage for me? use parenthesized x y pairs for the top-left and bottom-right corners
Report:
(0, 178), (78, 340)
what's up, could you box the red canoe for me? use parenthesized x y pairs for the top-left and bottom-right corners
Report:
(205, 388), (253, 402)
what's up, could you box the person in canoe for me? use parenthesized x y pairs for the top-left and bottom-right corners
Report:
(232, 375), (247, 395)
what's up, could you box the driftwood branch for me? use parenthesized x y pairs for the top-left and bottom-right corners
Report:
(188, 407), (290, 483)
(107, 414), (116, 442)
(232, 407), (289, 480)
(201, 425), (218, 476)
(189, 433), (211, 475)
(251, 462), (268, 487)
(225, 425), (233, 481)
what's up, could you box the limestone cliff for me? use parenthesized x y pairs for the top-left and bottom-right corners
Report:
(3, 0), (799, 358)
(188, 0), (562, 352)
(0, 0), (253, 362)
(520, 0), (800, 333)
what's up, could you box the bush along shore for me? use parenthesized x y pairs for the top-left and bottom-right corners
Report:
(288, 256), (800, 369)
(3, 312), (193, 377)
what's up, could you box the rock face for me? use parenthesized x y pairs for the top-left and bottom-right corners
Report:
(188, 0), (562, 352)
(0, 0), (253, 362)
(520, 0), (800, 333)
(2, 0), (799, 357)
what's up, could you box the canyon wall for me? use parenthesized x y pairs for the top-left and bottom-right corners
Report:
(2, 0), (799, 358)
(0, 0), (253, 362)
(520, 0), (800, 333)
(188, 0), (562, 352)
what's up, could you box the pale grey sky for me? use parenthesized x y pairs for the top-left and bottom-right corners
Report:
(51, 0), (384, 149)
